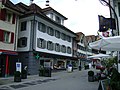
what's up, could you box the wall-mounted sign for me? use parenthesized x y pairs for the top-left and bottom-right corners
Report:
(16, 62), (22, 72)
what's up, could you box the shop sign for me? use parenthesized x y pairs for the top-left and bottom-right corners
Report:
(16, 62), (22, 72)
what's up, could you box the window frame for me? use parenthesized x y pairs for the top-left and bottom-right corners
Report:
(55, 43), (60, 52)
(6, 11), (12, 23)
(47, 26), (54, 36)
(37, 38), (46, 49)
(18, 37), (27, 47)
(38, 22), (46, 33)
(61, 33), (66, 40)
(20, 21), (27, 31)
(67, 47), (71, 54)
(4, 31), (10, 43)
(55, 30), (60, 38)
(47, 41), (54, 51)
(61, 45), (66, 53)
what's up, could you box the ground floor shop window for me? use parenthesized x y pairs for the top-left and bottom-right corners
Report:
(57, 61), (66, 69)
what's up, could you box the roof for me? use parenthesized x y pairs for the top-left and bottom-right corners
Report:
(85, 35), (96, 43)
(15, 2), (29, 14)
(42, 7), (68, 20)
(16, 3), (77, 37)
(76, 32), (85, 41)
(2, 0), (22, 13)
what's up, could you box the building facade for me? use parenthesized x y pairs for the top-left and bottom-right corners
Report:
(109, 0), (120, 36)
(0, 0), (100, 77)
(16, 3), (77, 75)
(0, 0), (21, 77)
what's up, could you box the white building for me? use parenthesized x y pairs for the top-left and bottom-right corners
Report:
(16, 3), (77, 75)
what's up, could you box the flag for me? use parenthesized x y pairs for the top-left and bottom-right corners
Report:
(98, 15), (116, 32)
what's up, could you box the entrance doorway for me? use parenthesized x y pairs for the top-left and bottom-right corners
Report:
(0, 56), (5, 77)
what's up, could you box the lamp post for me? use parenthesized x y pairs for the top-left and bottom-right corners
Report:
(99, 0), (119, 36)
(99, 0), (120, 71)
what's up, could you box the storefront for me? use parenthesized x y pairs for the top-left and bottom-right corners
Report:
(0, 50), (18, 77)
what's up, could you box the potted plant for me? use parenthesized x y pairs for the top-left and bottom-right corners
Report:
(21, 66), (27, 79)
(39, 65), (45, 76)
(14, 71), (21, 82)
(88, 70), (94, 82)
(44, 67), (51, 77)
(110, 68), (120, 90)
(21, 69), (27, 79)
(85, 65), (89, 70)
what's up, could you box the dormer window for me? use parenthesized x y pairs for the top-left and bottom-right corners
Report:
(55, 16), (61, 24)
(50, 13), (53, 19)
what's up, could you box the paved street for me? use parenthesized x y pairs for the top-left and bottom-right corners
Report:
(0, 69), (99, 90)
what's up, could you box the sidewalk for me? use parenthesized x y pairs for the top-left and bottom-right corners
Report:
(0, 69), (99, 90)
(0, 70), (66, 86)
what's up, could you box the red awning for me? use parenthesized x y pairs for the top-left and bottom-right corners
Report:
(0, 50), (18, 55)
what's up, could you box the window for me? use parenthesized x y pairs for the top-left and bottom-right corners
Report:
(55, 30), (60, 38)
(21, 21), (27, 31)
(66, 35), (71, 42)
(47, 27), (54, 36)
(55, 16), (61, 24)
(18, 37), (27, 47)
(0, 30), (14, 43)
(37, 38), (46, 49)
(6, 12), (12, 23)
(55, 43), (60, 52)
(38, 22), (46, 33)
(50, 13), (53, 19)
(4, 31), (10, 43)
(61, 45), (66, 53)
(67, 47), (71, 54)
(61, 33), (66, 40)
(47, 41), (54, 50)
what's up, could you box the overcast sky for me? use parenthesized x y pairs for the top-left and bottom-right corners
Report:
(11, 0), (110, 35)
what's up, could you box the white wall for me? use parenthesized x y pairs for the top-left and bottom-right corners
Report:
(17, 21), (31, 51)
(36, 29), (72, 57)
(0, 20), (16, 51)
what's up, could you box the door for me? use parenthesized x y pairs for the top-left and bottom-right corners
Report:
(0, 56), (5, 77)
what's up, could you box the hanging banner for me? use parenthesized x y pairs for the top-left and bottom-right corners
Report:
(16, 62), (22, 72)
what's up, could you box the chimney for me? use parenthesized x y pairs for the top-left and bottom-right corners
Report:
(30, 0), (34, 5)
(46, 0), (49, 6)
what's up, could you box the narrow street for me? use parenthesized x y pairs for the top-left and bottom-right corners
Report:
(0, 69), (99, 90)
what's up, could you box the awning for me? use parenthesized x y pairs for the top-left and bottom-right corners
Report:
(0, 50), (18, 55)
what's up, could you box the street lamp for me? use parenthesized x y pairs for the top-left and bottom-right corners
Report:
(99, 0), (120, 71)
(99, 0), (119, 36)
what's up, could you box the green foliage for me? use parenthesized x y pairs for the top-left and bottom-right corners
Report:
(14, 71), (21, 77)
(103, 56), (117, 68)
(22, 70), (27, 74)
(88, 70), (94, 76)
(110, 68), (120, 90)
